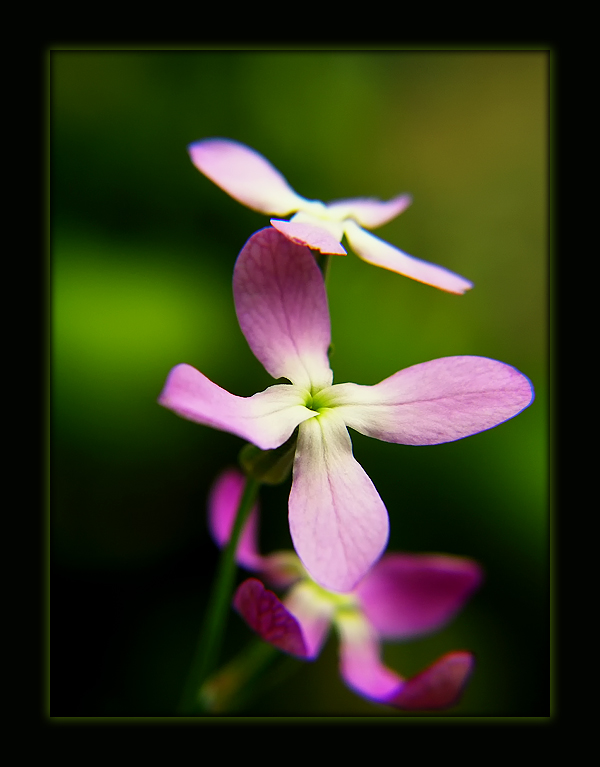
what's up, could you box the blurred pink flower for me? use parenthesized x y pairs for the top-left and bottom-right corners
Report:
(188, 137), (473, 294)
(159, 227), (533, 592)
(211, 469), (483, 711)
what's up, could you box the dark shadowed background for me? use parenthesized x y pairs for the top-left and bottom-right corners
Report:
(51, 49), (548, 716)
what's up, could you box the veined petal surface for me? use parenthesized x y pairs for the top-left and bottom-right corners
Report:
(234, 228), (333, 392)
(207, 469), (263, 571)
(233, 579), (308, 658)
(158, 363), (315, 451)
(188, 138), (307, 216)
(343, 219), (473, 294)
(326, 194), (413, 229)
(289, 410), (389, 593)
(270, 219), (347, 255)
(354, 554), (483, 640)
(326, 356), (534, 446)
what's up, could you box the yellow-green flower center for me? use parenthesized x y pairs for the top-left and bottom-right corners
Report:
(304, 385), (337, 415)
(302, 578), (361, 617)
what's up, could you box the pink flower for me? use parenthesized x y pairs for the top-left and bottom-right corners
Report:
(211, 469), (483, 711)
(159, 227), (533, 592)
(188, 137), (473, 294)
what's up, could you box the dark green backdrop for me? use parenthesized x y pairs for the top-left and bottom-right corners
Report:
(51, 50), (548, 716)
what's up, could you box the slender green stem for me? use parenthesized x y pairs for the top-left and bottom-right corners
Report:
(314, 251), (332, 283)
(178, 474), (260, 714)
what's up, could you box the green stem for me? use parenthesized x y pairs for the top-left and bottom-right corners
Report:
(199, 638), (304, 714)
(178, 474), (261, 715)
(314, 252), (332, 283)
(198, 639), (279, 713)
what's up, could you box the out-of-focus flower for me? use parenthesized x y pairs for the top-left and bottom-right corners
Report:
(211, 469), (482, 711)
(188, 137), (473, 294)
(159, 228), (533, 592)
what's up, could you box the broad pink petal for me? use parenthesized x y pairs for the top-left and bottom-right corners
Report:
(233, 578), (308, 658)
(325, 356), (534, 446)
(233, 228), (333, 392)
(207, 469), (263, 571)
(386, 651), (475, 710)
(337, 611), (404, 701)
(326, 194), (413, 229)
(188, 138), (307, 216)
(289, 410), (389, 593)
(343, 219), (473, 294)
(158, 363), (316, 451)
(269, 220), (347, 255)
(283, 581), (336, 659)
(354, 553), (483, 640)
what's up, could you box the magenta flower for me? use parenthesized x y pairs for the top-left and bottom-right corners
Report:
(159, 227), (533, 592)
(188, 137), (473, 294)
(210, 469), (483, 711)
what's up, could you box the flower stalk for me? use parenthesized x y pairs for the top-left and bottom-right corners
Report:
(178, 474), (260, 715)
(238, 429), (298, 485)
(313, 251), (331, 282)
(198, 639), (282, 713)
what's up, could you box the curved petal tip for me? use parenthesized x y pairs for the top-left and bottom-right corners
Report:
(188, 138), (307, 216)
(344, 220), (473, 295)
(270, 219), (347, 255)
(207, 469), (263, 571)
(388, 651), (475, 710)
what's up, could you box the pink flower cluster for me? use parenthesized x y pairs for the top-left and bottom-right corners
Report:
(159, 138), (534, 710)
(160, 226), (532, 593)
(211, 469), (483, 710)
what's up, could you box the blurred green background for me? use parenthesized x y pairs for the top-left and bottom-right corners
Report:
(51, 50), (548, 717)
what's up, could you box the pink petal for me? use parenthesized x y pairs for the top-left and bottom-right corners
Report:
(326, 356), (534, 446)
(270, 220), (347, 255)
(188, 138), (307, 216)
(337, 613), (475, 709)
(233, 578), (308, 658)
(337, 611), (404, 700)
(233, 228), (333, 392)
(207, 470), (306, 585)
(283, 581), (336, 659)
(343, 219), (473, 294)
(386, 651), (475, 710)
(158, 363), (316, 451)
(289, 410), (389, 593)
(326, 194), (413, 229)
(354, 553), (483, 640)
(207, 469), (263, 571)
